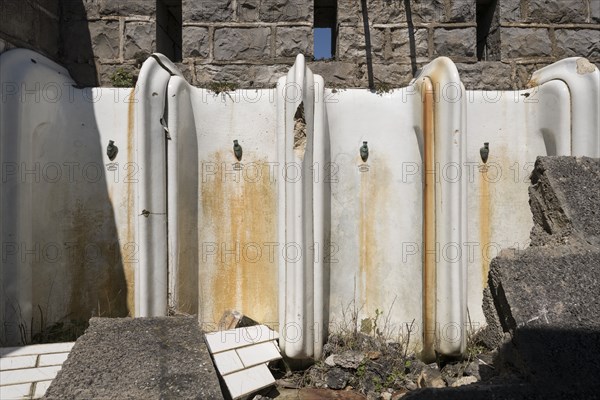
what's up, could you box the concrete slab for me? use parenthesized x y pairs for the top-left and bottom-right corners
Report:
(481, 156), (600, 398)
(43, 317), (223, 400)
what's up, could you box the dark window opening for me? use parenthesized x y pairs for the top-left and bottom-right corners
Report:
(476, 0), (498, 61)
(314, 0), (337, 60)
(157, 0), (182, 62)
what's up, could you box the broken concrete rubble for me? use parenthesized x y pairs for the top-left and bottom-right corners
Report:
(43, 316), (223, 400)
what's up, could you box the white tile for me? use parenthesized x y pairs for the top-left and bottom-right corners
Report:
(0, 342), (75, 357)
(38, 352), (69, 367)
(32, 380), (52, 399)
(222, 363), (275, 399)
(212, 350), (244, 375)
(0, 383), (31, 399)
(0, 355), (37, 371)
(236, 341), (281, 368)
(0, 366), (62, 386)
(205, 325), (279, 354)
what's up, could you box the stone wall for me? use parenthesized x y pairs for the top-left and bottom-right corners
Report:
(0, 1), (60, 59)
(1, 0), (598, 89)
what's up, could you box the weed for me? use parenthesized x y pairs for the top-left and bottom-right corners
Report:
(110, 68), (136, 87)
(208, 81), (238, 94)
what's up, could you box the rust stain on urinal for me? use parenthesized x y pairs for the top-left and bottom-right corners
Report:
(200, 152), (278, 330)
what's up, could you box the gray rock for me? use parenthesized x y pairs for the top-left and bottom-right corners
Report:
(275, 27), (312, 58)
(528, 0), (587, 23)
(338, 26), (385, 62)
(332, 350), (365, 369)
(99, 0), (154, 16)
(464, 361), (481, 380)
(44, 316), (223, 399)
(433, 28), (476, 59)
(182, 27), (209, 58)
(259, 0), (312, 22)
(450, 376), (478, 387)
(390, 28), (429, 60)
(445, 0), (476, 22)
(326, 367), (350, 390)
(410, 0), (445, 23)
(555, 29), (600, 59)
(89, 20), (120, 60)
(213, 27), (271, 61)
(498, 0), (522, 22)
(455, 62), (513, 91)
(500, 28), (552, 59)
(417, 364), (446, 388)
(308, 61), (363, 87)
(195, 63), (289, 88)
(528, 157), (600, 247)
(592, 0), (600, 23)
(124, 22), (156, 60)
(183, 0), (233, 22)
(238, 0), (260, 21)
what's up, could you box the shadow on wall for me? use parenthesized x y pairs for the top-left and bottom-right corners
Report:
(0, 51), (129, 346)
(60, 0), (98, 87)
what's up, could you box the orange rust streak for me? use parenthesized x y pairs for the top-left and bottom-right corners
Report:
(479, 168), (491, 288)
(201, 153), (278, 328)
(422, 78), (436, 362)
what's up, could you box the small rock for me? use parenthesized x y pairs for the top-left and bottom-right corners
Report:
(333, 351), (365, 369)
(404, 381), (417, 391)
(327, 367), (350, 390)
(380, 392), (392, 400)
(417, 365), (446, 388)
(450, 375), (478, 387)
(391, 389), (408, 399)
(464, 361), (481, 380)
(367, 351), (381, 360)
(325, 355), (336, 367)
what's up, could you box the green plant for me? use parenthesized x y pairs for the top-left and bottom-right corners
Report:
(374, 82), (393, 95)
(110, 68), (135, 87)
(208, 81), (238, 94)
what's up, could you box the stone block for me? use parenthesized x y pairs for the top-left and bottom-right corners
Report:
(61, 0), (100, 22)
(527, 0), (587, 23)
(124, 21), (156, 60)
(446, 0), (476, 22)
(259, 0), (312, 22)
(391, 28), (429, 60)
(238, 0), (260, 21)
(99, 0), (155, 16)
(455, 62), (513, 90)
(410, 0), (445, 23)
(592, 0), (600, 23)
(500, 28), (552, 58)
(433, 28), (476, 59)
(43, 317), (223, 399)
(213, 27), (271, 61)
(337, 0), (361, 24)
(308, 61), (363, 87)
(182, 26), (209, 58)
(555, 29), (600, 59)
(498, 0), (521, 22)
(371, 63), (415, 87)
(275, 26), (312, 58)
(183, 0), (233, 22)
(338, 26), (385, 62)
(61, 20), (98, 63)
(364, 0), (407, 24)
(195, 63), (289, 88)
(89, 20), (120, 60)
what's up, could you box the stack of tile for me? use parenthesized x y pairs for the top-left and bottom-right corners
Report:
(205, 325), (282, 399)
(0, 342), (74, 399)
